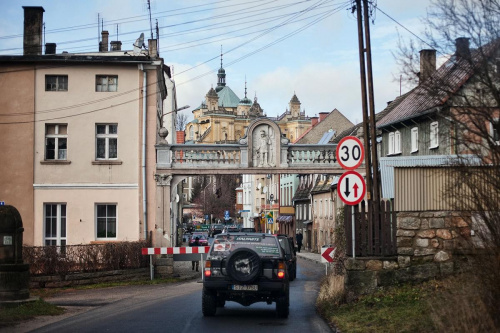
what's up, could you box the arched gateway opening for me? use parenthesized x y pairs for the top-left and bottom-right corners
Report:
(153, 118), (347, 248)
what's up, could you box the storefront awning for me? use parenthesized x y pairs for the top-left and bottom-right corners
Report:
(277, 215), (293, 223)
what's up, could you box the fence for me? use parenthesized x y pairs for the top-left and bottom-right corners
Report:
(23, 241), (150, 276)
(343, 200), (397, 257)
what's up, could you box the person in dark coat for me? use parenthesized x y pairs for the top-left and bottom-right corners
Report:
(190, 237), (200, 271)
(296, 231), (303, 253)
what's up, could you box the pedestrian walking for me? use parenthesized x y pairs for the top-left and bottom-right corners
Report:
(190, 236), (200, 271)
(296, 231), (303, 253)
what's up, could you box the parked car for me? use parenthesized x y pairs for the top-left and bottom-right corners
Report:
(240, 227), (256, 233)
(189, 234), (209, 246)
(202, 233), (290, 317)
(277, 234), (297, 281)
(222, 226), (240, 233)
(210, 224), (224, 237)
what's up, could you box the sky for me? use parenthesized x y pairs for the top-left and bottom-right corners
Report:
(0, 0), (435, 124)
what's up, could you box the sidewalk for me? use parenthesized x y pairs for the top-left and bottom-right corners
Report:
(296, 249), (323, 264)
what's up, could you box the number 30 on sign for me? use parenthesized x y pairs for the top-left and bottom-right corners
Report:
(336, 136), (364, 170)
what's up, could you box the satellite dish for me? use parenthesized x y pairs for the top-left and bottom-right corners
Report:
(257, 183), (262, 190)
(133, 33), (145, 55)
(263, 186), (268, 194)
(175, 194), (179, 203)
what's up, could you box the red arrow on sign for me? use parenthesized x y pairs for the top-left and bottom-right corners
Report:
(321, 247), (336, 263)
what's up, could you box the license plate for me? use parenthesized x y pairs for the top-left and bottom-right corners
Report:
(232, 284), (258, 291)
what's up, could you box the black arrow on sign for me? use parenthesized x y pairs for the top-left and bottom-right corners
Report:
(344, 177), (351, 197)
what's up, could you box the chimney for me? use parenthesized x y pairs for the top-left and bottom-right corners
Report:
(148, 39), (158, 58)
(311, 116), (319, 126)
(45, 43), (56, 55)
(99, 31), (109, 52)
(176, 131), (185, 144)
(110, 40), (122, 51)
(419, 49), (436, 83)
(319, 112), (328, 122)
(23, 6), (44, 55)
(455, 37), (470, 59)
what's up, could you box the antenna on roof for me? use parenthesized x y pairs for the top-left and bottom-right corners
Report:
(147, 0), (154, 40)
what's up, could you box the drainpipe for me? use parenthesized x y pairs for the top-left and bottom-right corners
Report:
(140, 64), (148, 240)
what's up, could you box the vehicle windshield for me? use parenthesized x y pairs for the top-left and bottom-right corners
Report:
(209, 234), (281, 259)
(278, 237), (292, 254)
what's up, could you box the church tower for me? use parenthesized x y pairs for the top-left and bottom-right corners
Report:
(289, 93), (301, 117)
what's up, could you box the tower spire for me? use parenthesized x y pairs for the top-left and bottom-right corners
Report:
(216, 45), (226, 92)
(244, 76), (247, 98)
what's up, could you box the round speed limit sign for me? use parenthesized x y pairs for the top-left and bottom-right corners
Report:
(336, 136), (364, 170)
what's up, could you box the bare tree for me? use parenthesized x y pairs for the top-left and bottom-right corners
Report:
(191, 175), (240, 223)
(395, 0), (500, 329)
(176, 113), (189, 131)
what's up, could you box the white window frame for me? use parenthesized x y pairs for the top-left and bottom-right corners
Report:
(491, 118), (500, 145)
(430, 121), (439, 149)
(319, 199), (322, 218)
(96, 204), (117, 239)
(96, 124), (118, 160)
(388, 132), (395, 155)
(394, 131), (401, 154)
(45, 124), (68, 160)
(44, 203), (67, 247)
(45, 75), (68, 91)
(96, 75), (118, 92)
(411, 127), (419, 153)
(237, 192), (243, 204)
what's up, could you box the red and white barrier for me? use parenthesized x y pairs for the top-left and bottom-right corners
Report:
(142, 246), (211, 255)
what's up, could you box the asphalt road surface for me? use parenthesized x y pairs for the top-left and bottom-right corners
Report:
(10, 258), (332, 333)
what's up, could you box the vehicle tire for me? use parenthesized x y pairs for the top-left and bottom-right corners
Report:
(202, 289), (217, 317)
(276, 295), (289, 318)
(226, 248), (261, 283)
(216, 297), (226, 307)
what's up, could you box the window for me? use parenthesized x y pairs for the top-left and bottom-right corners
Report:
(388, 132), (395, 155)
(96, 75), (118, 92)
(430, 122), (439, 148)
(45, 75), (68, 91)
(96, 124), (118, 159)
(411, 127), (419, 153)
(96, 204), (117, 239)
(44, 203), (67, 248)
(394, 131), (401, 154)
(189, 126), (194, 140)
(237, 192), (243, 204)
(491, 119), (500, 144)
(45, 124), (68, 160)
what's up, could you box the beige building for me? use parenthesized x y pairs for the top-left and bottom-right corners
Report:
(0, 7), (168, 246)
(185, 64), (312, 144)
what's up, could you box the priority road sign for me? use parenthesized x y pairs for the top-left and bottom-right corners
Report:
(337, 170), (366, 205)
(336, 136), (364, 170)
(321, 247), (336, 263)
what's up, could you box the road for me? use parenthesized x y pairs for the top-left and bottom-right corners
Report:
(12, 258), (332, 333)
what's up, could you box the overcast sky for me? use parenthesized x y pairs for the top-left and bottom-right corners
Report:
(0, 0), (435, 124)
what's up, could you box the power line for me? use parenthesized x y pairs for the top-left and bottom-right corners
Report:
(0, 1), (348, 121)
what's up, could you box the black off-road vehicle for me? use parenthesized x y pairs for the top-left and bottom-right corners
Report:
(202, 233), (290, 318)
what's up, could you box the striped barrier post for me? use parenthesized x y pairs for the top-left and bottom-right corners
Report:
(142, 246), (211, 280)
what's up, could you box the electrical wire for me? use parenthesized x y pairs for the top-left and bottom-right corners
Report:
(0, 0), (348, 122)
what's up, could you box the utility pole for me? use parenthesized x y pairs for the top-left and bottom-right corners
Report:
(355, 0), (381, 227)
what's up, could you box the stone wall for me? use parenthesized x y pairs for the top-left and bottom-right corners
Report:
(344, 211), (472, 295)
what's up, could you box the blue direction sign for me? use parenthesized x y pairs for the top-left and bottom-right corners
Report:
(224, 210), (230, 221)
